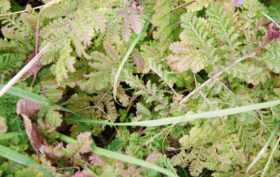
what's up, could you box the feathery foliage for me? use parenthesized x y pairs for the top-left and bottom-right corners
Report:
(0, 0), (280, 176)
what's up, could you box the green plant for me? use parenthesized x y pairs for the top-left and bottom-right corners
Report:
(0, 0), (280, 176)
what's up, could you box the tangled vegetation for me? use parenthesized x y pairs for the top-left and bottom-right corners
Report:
(0, 0), (280, 176)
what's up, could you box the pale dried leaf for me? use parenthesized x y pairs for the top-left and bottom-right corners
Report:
(74, 169), (94, 177)
(232, 0), (246, 7)
(169, 41), (189, 54)
(89, 154), (103, 166)
(134, 50), (144, 72)
(117, 86), (130, 107)
(93, 11), (107, 33)
(167, 52), (204, 73)
(103, 42), (118, 60)
(77, 132), (93, 153)
(1, 27), (23, 40)
(0, 116), (7, 133)
(40, 142), (65, 159)
(16, 98), (41, 118)
(20, 12), (37, 27)
(129, 12), (142, 34)
(123, 14), (132, 42)
(0, 0), (11, 13)
(146, 152), (161, 163)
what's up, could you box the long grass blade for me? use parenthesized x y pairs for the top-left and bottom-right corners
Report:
(0, 132), (26, 140)
(113, 15), (152, 101)
(64, 99), (280, 126)
(0, 145), (52, 177)
(261, 135), (280, 177)
(2, 84), (280, 127)
(59, 134), (178, 177)
(0, 43), (50, 98)
(0, 84), (80, 118)
(245, 122), (280, 177)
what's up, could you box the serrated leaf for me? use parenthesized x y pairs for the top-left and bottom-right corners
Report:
(123, 14), (132, 42)
(129, 12), (143, 34)
(0, 145), (52, 177)
(40, 142), (65, 159)
(55, 43), (76, 83)
(45, 107), (62, 128)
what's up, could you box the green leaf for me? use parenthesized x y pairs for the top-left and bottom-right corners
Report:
(64, 99), (280, 127)
(113, 13), (153, 101)
(59, 134), (178, 177)
(0, 145), (52, 177)
(0, 132), (25, 140)
(2, 84), (280, 128)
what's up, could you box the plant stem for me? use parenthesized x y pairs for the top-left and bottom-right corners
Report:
(0, 43), (50, 98)
(179, 41), (274, 105)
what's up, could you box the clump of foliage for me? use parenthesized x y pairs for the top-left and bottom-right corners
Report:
(0, 0), (280, 176)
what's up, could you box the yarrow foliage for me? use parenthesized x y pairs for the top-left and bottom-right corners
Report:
(0, 0), (280, 176)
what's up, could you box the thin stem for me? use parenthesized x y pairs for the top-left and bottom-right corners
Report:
(170, 1), (195, 12)
(113, 13), (153, 102)
(245, 122), (280, 177)
(0, 5), (44, 17)
(0, 43), (50, 97)
(261, 135), (280, 177)
(179, 41), (274, 105)
(35, 15), (40, 54)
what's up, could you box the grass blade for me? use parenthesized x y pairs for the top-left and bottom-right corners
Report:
(0, 145), (52, 177)
(261, 135), (280, 177)
(2, 84), (280, 127)
(59, 134), (178, 177)
(0, 84), (52, 106)
(0, 43), (50, 98)
(0, 132), (26, 140)
(245, 122), (280, 177)
(64, 99), (280, 126)
(0, 84), (80, 117)
(113, 15), (152, 101)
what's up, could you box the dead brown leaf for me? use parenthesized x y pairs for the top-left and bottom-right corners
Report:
(21, 114), (47, 156)
(17, 98), (46, 157)
(16, 98), (41, 118)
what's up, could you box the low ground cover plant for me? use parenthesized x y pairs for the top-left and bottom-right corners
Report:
(0, 0), (280, 176)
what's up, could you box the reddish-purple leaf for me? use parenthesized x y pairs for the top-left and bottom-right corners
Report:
(267, 22), (280, 41)
(232, 0), (246, 7)
(74, 169), (94, 177)
(134, 50), (144, 72)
